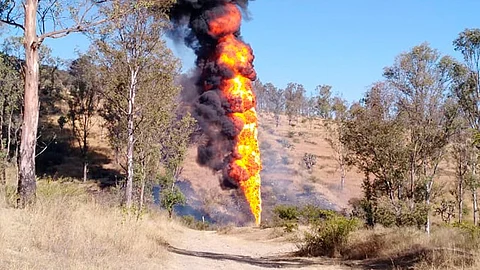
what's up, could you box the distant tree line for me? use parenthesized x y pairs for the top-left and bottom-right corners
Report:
(254, 29), (480, 233)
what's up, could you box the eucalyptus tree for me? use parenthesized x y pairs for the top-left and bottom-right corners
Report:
(0, 0), (126, 206)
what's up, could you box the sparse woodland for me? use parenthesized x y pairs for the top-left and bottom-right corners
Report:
(2, 0), (480, 269)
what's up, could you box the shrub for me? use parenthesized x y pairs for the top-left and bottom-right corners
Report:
(298, 215), (359, 257)
(273, 205), (300, 232)
(287, 131), (296, 138)
(300, 205), (336, 224)
(277, 139), (294, 150)
(181, 215), (211, 231)
(293, 138), (300, 143)
(302, 153), (317, 170)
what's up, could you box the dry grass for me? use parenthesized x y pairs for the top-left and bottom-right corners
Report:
(0, 179), (179, 270)
(343, 226), (480, 269)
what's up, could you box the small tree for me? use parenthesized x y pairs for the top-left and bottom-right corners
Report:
(0, 52), (23, 185)
(160, 174), (186, 218)
(451, 28), (480, 225)
(315, 84), (333, 119)
(284, 82), (305, 125)
(303, 153), (317, 171)
(66, 54), (101, 182)
(324, 95), (349, 189)
(264, 83), (284, 128)
(96, 1), (175, 208)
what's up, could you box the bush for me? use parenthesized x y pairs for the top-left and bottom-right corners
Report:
(302, 153), (317, 170)
(287, 131), (296, 138)
(349, 197), (428, 228)
(298, 215), (359, 257)
(181, 215), (211, 231)
(293, 138), (300, 143)
(300, 205), (336, 224)
(273, 205), (300, 232)
(277, 139), (294, 150)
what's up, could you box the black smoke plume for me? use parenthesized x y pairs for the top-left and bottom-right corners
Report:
(169, 0), (255, 189)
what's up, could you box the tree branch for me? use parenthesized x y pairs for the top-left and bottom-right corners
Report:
(37, 18), (108, 44)
(1, 1), (25, 31)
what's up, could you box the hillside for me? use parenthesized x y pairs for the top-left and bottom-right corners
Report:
(163, 112), (364, 225)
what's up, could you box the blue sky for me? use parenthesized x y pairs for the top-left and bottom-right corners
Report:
(8, 1), (480, 102)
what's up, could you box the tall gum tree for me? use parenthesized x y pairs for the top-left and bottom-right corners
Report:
(0, 0), (128, 206)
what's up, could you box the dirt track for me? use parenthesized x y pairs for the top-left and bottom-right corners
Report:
(165, 226), (353, 270)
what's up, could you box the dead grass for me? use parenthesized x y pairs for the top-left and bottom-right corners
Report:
(343, 226), (480, 269)
(0, 180), (179, 270)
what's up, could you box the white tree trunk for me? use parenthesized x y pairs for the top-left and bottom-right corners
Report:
(18, 0), (40, 207)
(125, 68), (138, 208)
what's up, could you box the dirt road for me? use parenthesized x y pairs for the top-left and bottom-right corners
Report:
(165, 226), (354, 270)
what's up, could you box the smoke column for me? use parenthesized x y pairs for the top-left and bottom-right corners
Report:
(170, 0), (262, 225)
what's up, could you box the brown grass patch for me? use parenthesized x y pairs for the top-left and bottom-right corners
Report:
(0, 180), (177, 269)
(343, 226), (479, 269)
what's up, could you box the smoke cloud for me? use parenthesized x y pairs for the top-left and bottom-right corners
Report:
(170, 0), (255, 189)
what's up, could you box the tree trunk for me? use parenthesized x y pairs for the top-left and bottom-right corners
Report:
(125, 68), (138, 208)
(425, 185), (431, 235)
(340, 163), (346, 190)
(139, 157), (147, 210)
(458, 173), (464, 224)
(137, 158), (146, 221)
(18, 0), (40, 207)
(473, 164), (478, 226)
(83, 160), (88, 183)
(410, 153), (416, 209)
(473, 190), (478, 226)
(0, 104), (4, 185)
(82, 126), (88, 183)
(6, 108), (13, 160)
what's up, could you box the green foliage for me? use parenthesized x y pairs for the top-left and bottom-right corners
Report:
(300, 205), (336, 224)
(298, 215), (359, 257)
(350, 197), (428, 228)
(159, 174), (186, 218)
(315, 84), (333, 119)
(274, 205), (300, 221)
(273, 205), (300, 232)
(181, 215), (211, 231)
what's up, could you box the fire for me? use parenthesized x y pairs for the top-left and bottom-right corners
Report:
(208, 3), (262, 225)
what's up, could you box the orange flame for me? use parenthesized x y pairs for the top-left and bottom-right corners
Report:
(208, 3), (262, 225)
